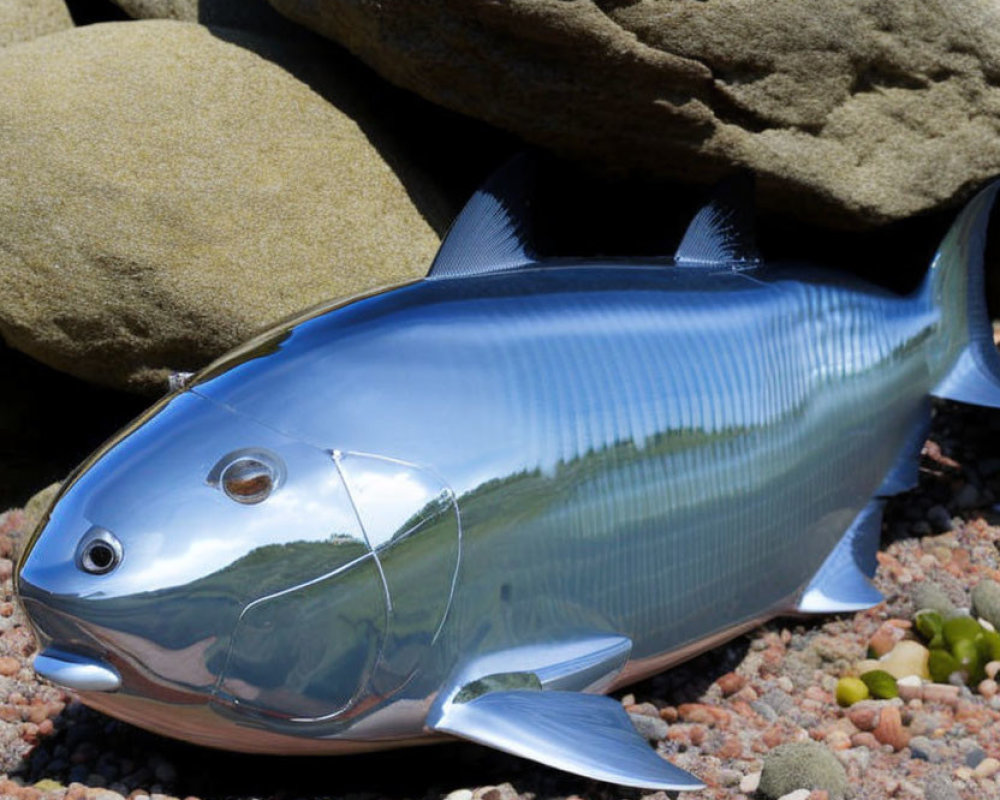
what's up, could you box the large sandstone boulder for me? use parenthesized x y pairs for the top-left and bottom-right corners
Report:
(109, 0), (197, 19)
(266, 0), (1000, 227)
(109, 0), (303, 34)
(0, 20), (444, 393)
(0, 0), (71, 47)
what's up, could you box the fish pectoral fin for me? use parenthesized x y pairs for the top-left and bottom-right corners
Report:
(428, 688), (705, 792)
(796, 498), (885, 614)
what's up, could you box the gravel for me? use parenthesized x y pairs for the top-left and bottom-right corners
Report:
(4, 397), (1000, 799)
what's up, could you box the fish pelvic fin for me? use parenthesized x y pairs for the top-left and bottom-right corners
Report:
(429, 688), (704, 791)
(422, 637), (704, 791)
(924, 180), (1000, 408)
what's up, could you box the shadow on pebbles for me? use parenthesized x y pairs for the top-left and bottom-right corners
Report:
(3, 399), (1000, 800)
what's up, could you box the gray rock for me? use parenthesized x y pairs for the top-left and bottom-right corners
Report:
(750, 700), (780, 723)
(760, 689), (796, 717)
(718, 769), (742, 787)
(908, 735), (947, 763)
(838, 745), (871, 774)
(972, 579), (1000, 630)
(910, 580), (958, 617)
(953, 483), (980, 510)
(925, 773), (962, 800)
(628, 711), (669, 741)
(926, 505), (954, 533)
(780, 649), (822, 688)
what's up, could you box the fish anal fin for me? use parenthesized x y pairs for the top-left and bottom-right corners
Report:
(797, 499), (885, 614)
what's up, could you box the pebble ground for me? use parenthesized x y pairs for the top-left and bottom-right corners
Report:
(3, 398), (1000, 800)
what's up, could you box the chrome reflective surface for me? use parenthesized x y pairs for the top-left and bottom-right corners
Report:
(15, 182), (999, 787)
(33, 648), (121, 691)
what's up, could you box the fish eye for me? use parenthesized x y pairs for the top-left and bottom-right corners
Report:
(210, 450), (284, 505)
(76, 527), (123, 575)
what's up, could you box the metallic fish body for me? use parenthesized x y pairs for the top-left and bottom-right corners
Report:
(15, 167), (1000, 790)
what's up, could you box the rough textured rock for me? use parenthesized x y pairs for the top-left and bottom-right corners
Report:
(110, 0), (302, 34)
(0, 20), (444, 393)
(972, 579), (1000, 630)
(758, 741), (849, 800)
(110, 0), (197, 18)
(0, 0), (72, 47)
(266, 0), (1000, 227)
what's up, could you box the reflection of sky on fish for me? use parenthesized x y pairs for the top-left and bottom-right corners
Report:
(338, 454), (447, 549)
(115, 478), (364, 595)
(23, 390), (366, 599)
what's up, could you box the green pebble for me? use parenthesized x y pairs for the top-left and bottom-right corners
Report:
(928, 648), (961, 683)
(915, 609), (945, 646)
(942, 616), (984, 649)
(952, 638), (985, 684)
(835, 677), (870, 707)
(860, 669), (899, 699)
(978, 629), (1000, 662)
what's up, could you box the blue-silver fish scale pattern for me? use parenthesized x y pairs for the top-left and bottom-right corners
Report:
(196, 265), (941, 663)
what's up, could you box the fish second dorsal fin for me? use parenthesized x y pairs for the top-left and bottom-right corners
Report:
(675, 174), (761, 270)
(427, 154), (539, 280)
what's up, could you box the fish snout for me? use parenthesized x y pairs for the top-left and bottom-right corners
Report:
(32, 648), (120, 692)
(17, 569), (120, 693)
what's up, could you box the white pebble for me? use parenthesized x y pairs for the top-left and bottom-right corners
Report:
(445, 792), (473, 800)
(986, 661), (1000, 680)
(980, 618), (997, 633)
(776, 676), (794, 692)
(739, 771), (761, 793)
(897, 674), (923, 700)
(777, 791), (811, 800)
(975, 757), (1000, 778)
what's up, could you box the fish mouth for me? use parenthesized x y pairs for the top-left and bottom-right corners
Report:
(33, 647), (121, 692)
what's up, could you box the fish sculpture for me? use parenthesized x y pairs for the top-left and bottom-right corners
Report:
(14, 158), (1000, 792)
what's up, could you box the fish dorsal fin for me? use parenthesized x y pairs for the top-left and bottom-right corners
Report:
(427, 154), (538, 279)
(675, 174), (761, 270)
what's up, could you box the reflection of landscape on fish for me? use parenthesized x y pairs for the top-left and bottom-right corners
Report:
(222, 555), (386, 719)
(57, 536), (372, 684)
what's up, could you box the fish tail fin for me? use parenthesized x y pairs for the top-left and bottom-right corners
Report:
(922, 180), (1000, 408)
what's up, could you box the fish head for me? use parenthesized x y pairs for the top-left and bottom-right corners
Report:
(16, 388), (394, 739)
